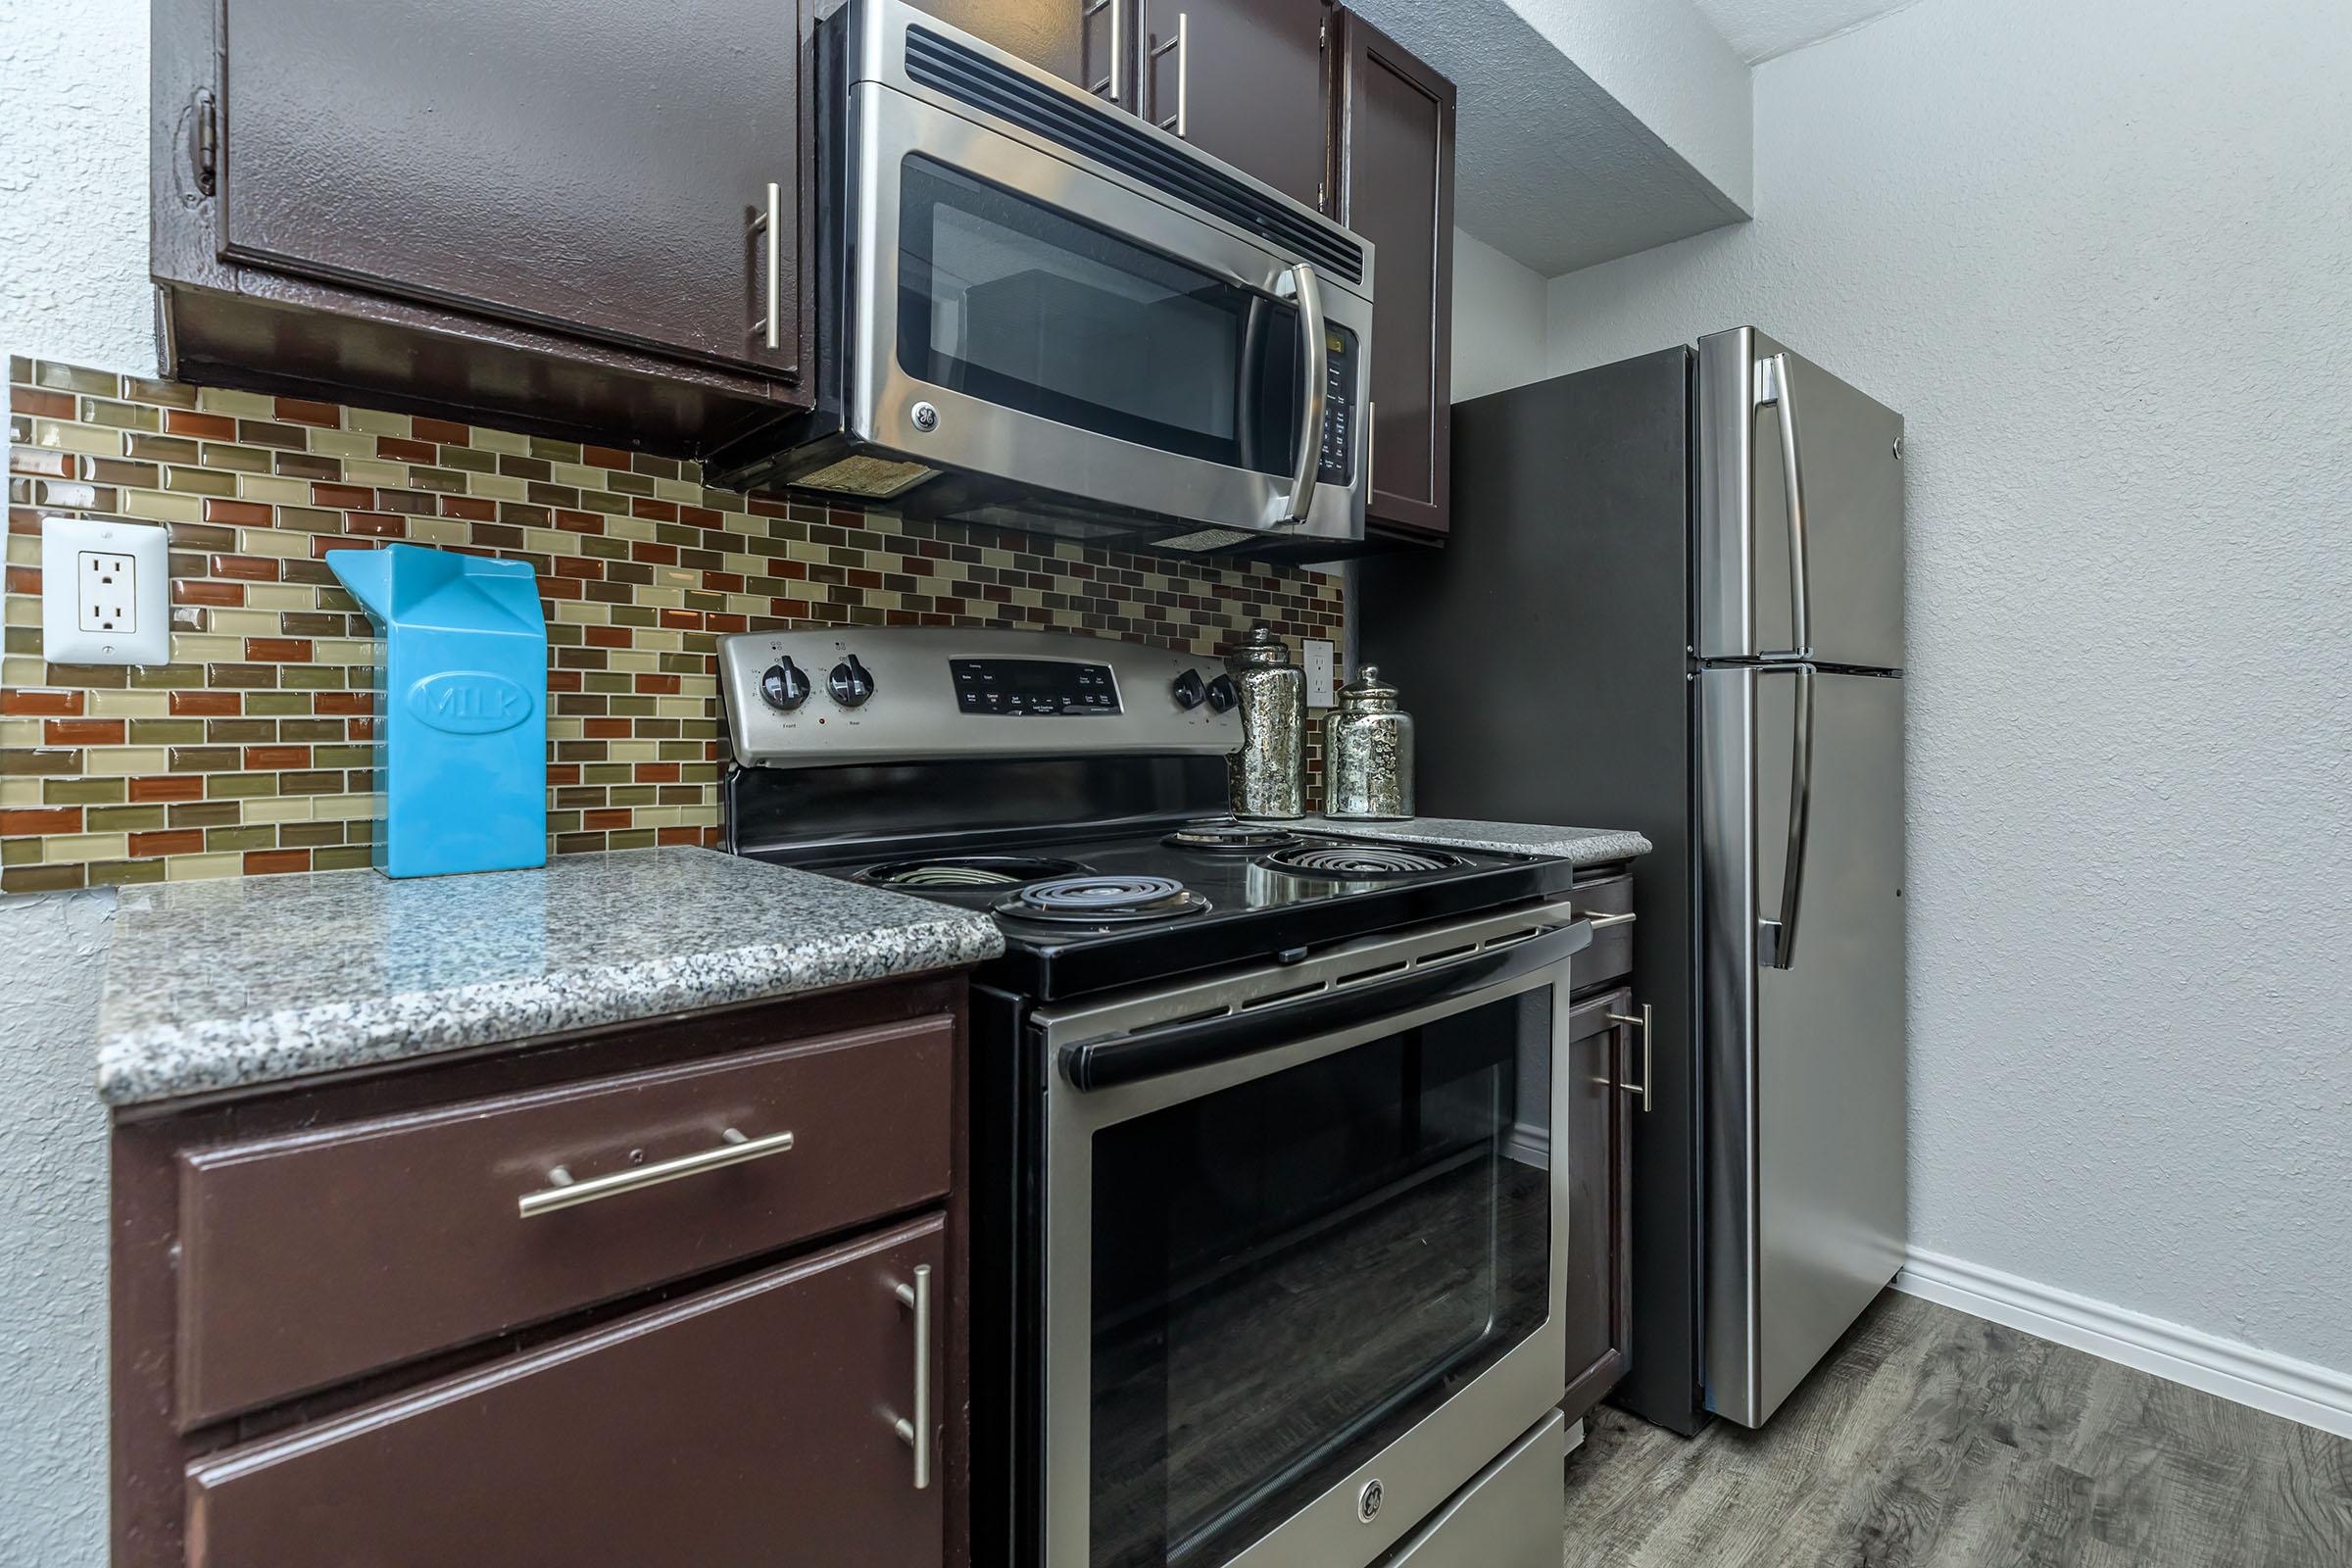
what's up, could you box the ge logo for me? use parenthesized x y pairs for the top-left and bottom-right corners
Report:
(1357, 1479), (1383, 1523)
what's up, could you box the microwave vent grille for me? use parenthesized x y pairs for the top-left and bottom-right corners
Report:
(903, 25), (1365, 286)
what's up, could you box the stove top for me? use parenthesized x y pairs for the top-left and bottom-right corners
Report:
(755, 816), (1578, 998)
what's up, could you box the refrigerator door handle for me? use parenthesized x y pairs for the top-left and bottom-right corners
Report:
(1758, 663), (1815, 969)
(1754, 353), (1812, 661)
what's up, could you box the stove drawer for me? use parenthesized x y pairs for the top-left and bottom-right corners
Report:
(174, 1013), (953, 1426)
(1570, 870), (1635, 991)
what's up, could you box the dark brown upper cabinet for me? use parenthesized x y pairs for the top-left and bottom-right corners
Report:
(1334, 11), (1456, 541)
(1141, 0), (1334, 212)
(152, 0), (815, 454)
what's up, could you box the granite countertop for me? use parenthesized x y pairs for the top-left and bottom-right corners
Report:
(1296, 815), (1652, 868)
(94, 847), (1004, 1107)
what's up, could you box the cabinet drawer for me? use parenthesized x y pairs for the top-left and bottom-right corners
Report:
(176, 1014), (953, 1426)
(1570, 871), (1635, 992)
(187, 1216), (945, 1568)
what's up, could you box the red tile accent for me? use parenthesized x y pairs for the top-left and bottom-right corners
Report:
(376, 437), (438, 463)
(583, 444), (633, 470)
(314, 693), (373, 715)
(274, 398), (342, 428)
(440, 496), (496, 521)
(582, 809), (631, 830)
(5, 564), (40, 595)
(634, 675), (680, 696)
(244, 638), (313, 662)
(2, 688), (83, 716)
(583, 719), (630, 740)
(14, 389), (74, 420)
(128, 775), (206, 804)
(312, 482), (372, 510)
(657, 826), (703, 847)
(242, 745), (310, 770)
(173, 579), (245, 608)
(314, 534), (380, 560)
(170, 691), (242, 716)
(166, 411), (239, 440)
(583, 625), (631, 649)
(203, 498), (273, 527)
(413, 417), (470, 445)
(47, 718), (124, 746)
(129, 828), (208, 858)
(635, 762), (681, 782)
(0, 808), (81, 837)
(211, 555), (280, 581)
(243, 849), (313, 875)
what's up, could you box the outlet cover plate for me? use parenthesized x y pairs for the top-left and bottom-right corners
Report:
(1303, 637), (1337, 709)
(41, 516), (171, 665)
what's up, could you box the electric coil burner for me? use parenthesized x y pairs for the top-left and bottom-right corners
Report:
(1257, 843), (1470, 878)
(857, 855), (1089, 889)
(995, 873), (1210, 924)
(1161, 818), (1304, 851)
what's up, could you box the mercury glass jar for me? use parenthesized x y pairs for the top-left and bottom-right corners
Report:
(1223, 622), (1305, 818)
(1325, 665), (1415, 819)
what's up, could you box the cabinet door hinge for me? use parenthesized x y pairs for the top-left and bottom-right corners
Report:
(191, 88), (218, 196)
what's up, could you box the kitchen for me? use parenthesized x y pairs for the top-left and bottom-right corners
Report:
(3, 0), (2347, 1565)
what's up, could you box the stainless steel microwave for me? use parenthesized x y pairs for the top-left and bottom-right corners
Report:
(707, 0), (1376, 558)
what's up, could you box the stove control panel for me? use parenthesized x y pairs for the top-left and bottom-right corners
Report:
(719, 627), (1238, 766)
(953, 658), (1118, 715)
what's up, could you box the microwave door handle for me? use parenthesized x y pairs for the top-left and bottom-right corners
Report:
(1276, 262), (1327, 524)
(1058, 921), (1587, 1092)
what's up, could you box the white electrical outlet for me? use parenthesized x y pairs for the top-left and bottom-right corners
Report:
(1303, 637), (1337, 708)
(41, 517), (171, 665)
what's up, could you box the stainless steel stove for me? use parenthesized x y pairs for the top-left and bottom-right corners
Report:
(719, 627), (1591, 1568)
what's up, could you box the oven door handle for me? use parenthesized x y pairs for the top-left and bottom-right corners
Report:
(1057, 922), (1587, 1093)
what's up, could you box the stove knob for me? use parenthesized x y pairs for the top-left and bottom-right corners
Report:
(827, 654), (875, 708)
(1204, 673), (1240, 713)
(1171, 668), (1207, 710)
(759, 657), (810, 711)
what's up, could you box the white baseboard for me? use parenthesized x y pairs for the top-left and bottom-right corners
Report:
(1894, 1247), (2352, 1440)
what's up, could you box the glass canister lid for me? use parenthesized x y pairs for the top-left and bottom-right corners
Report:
(1338, 665), (1402, 710)
(1225, 621), (1296, 669)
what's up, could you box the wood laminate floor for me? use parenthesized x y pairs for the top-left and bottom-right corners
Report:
(1563, 1291), (2352, 1567)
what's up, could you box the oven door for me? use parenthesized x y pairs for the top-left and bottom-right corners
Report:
(1034, 906), (1585, 1568)
(838, 21), (1372, 548)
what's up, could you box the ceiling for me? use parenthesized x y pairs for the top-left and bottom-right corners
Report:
(1690, 0), (1921, 63)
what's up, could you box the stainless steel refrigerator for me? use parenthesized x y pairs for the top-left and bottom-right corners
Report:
(1358, 326), (1906, 1432)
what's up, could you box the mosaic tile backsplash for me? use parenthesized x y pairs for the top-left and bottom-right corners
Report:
(3, 358), (1346, 894)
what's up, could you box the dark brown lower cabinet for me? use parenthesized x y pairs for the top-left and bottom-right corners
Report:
(186, 1217), (946, 1568)
(113, 974), (971, 1568)
(1561, 986), (1636, 1426)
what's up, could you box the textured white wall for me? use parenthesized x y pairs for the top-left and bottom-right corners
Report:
(0, 892), (116, 1568)
(0, 0), (155, 373)
(1448, 228), (1551, 402)
(1548, 0), (2352, 1374)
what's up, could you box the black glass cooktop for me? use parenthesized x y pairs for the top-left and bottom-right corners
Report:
(762, 818), (1577, 999)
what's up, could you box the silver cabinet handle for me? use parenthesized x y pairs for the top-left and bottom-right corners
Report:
(1277, 262), (1327, 525)
(1758, 663), (1815, 970)
(1152, 13), (1188, 136)
(750, 181), (781, 351)
(1084, 0), (1121, 101)
(1581, 909), (1637, 930)
(891, 1264), (933, 1491)
(516, 1126), (795, 1218)
(1753, 351), (1811, 659)
(1608, 1004), (1653, 1113)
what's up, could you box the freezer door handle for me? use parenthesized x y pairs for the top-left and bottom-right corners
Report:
(1758, 663), (1815, 969)
(1754, 353), (1813, 661)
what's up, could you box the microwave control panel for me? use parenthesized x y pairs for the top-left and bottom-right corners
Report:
(1316, 324), (1361, 486)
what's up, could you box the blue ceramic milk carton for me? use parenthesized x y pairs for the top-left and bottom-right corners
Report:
(327, 545), (548, 877)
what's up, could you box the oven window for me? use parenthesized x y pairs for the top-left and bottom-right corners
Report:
(897, 156), (1302, 475)
(1088, 993), (1552, 1568)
